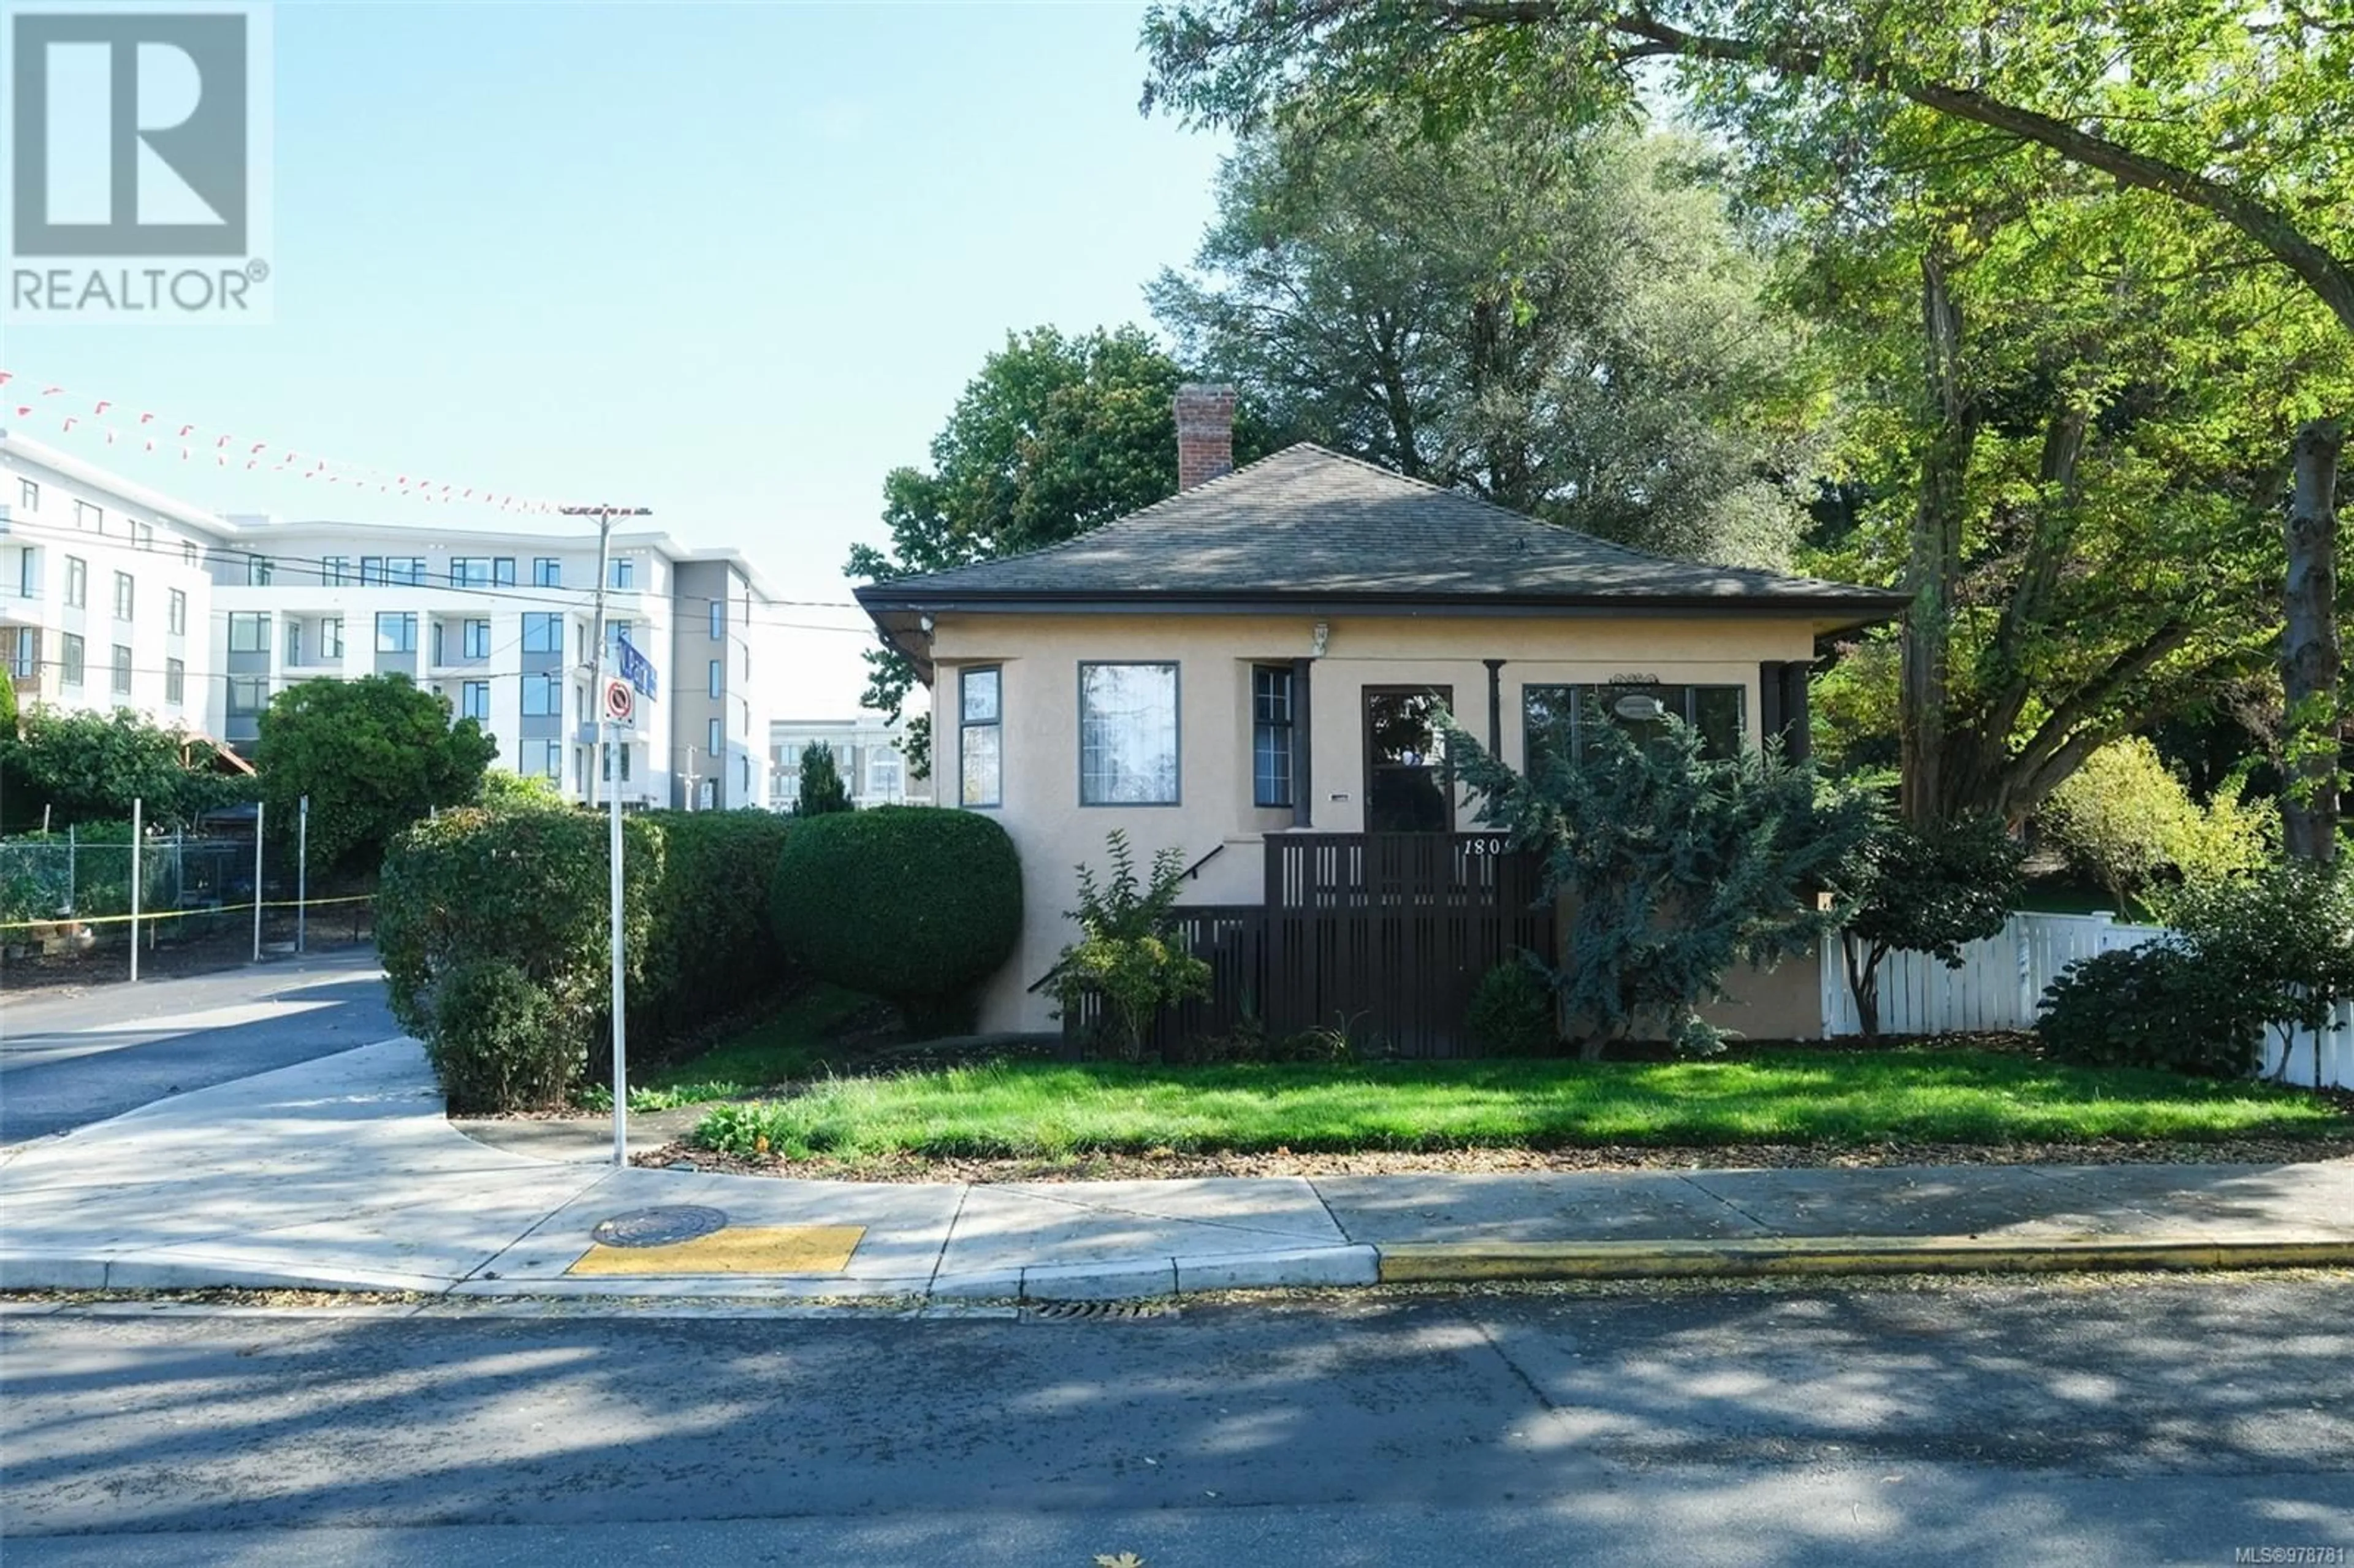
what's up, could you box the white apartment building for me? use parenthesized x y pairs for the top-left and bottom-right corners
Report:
(0, 429), (785, 810)
(768, 717), (923, 810)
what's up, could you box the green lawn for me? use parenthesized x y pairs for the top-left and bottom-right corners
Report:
(687, 1048), (2352, 1161)
(582, 985), (885, 1111)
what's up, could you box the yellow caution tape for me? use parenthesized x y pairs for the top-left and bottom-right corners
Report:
(0, 894), (374, 934)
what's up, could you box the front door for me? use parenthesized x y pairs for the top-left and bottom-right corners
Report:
(1363, 686), (1453, 832)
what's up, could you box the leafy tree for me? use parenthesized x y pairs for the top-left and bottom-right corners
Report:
(1449, 706), (1868, 1057)
(792, 742), (853, 817)
(0, 708), (247, 828)
(254, 674), (497, 878)
(844, 324), (1274, 774)
(1140, 0), (2350, 851)
(1050, 829), (1213, 1060)
(1835, 812), (2024, 1039)
(1151, 119), (1826, 566)
(2039, 738), (2274, 916)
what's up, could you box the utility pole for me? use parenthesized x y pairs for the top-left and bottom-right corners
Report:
(560, 504), (652, 1168)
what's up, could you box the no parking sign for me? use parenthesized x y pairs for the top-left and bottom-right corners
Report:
(601, 676), (634, 726)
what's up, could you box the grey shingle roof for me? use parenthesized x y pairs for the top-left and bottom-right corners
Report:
(856, 444), (1904, 615)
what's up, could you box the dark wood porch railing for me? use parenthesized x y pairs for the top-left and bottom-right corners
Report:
(1062, 832), (1553, 1059)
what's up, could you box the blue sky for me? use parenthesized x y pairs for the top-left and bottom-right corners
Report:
(0, 1), (1230, 714)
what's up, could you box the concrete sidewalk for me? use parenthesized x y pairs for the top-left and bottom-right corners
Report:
(4, 1039), (2352, 1301)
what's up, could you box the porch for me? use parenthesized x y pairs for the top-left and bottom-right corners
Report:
(1061, 831), (1556, 1059)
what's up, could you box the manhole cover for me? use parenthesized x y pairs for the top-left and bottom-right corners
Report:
(590, 1205), (728, 1248)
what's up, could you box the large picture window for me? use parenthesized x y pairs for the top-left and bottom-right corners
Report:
(1080, 662), (1179, 805)
(228, 612), (270, 653)
(959, 666), (1002, 809)
(522, 612), (563, 653)
(1523, 683), (1745, 771)
(1252, 664), (1294, 809)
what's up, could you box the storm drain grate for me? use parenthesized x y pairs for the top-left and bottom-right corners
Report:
(590, 1205), (729, 1249)
(1024, 1299), (1179, 1322)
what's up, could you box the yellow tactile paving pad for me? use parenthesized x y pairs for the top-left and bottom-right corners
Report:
(566, 1225), (867, 1276)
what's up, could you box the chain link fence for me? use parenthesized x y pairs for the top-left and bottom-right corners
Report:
(0, 798), (376, 988)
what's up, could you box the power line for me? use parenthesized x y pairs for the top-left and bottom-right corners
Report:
(1, 515), (874, 620)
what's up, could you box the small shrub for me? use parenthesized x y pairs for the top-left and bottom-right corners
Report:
(1466, 960), (1558, 1056)
(769, 806), (1021, 1030)
(425, 960), (573, 1113)
(2166, 858), (2354, 1086)
(2036, 943), (2268, 1079)
(791, 743), (853, 816)
(1051, 831), (1211, 1060)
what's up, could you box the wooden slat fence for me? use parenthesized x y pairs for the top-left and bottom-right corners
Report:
(1819, 910), (2354, 1089)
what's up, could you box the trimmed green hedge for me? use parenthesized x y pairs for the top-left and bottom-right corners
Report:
(378, 807), (793, 1112)
(770, 806), (1020, 1031)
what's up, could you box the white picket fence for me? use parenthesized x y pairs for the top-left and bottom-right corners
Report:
(1818, 910), (2354, 1089)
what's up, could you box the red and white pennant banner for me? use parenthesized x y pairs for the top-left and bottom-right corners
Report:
(0, 370), (565, 513)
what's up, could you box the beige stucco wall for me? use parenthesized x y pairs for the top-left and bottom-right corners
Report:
(926, 609), (1826, 1035)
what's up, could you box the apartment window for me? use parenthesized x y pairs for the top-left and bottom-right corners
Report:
(462, 619), (490, 660)
(167, 588), (186, 636)
(113, 571), (134, 620)
(74, 500), (101, 530)
(8, 630), (38, 680)
(1080, 663), (1179, 805)
(522, 672), (561, 717)
(65, 555), (86, 608)
(110, 644), (131, 695)
(321, 616), (344, 658)
(16, 547), (35, 597)
(288, 622), (304, 666)
(449, 557), (490, 588)
(603, 745), (633, 783)
(460, 680), (490, 723)
(61, 634), (84, 686)
(137, 522), (154, 550)
(17, 479), (36, 511)
(166, 658), (185, 706)
(539, 739), (565, 781)
(375, 612), (417, 653)
(389, 558), (427, 587)
(1523, 683), (1746, 772)
(1252, 664), (1295, 809)
(532, 557), (561, 587)
(959, 666), (1002, 809)
(708, 659), (723, 699)
(492, 557), (516, 587)
(246, 555), (273, 586)
(522, 612), (563, 653)
(606, 619), (632, 660)
(360, 556), (386, 586)
(709, 599), (725, 640)
(707, 717), (723, 756)
(228, 611), (270, 653)
(182, 539), (199, 566)
(227, 676), (269, 715)
(321, 555), (352, 586)
(609, 557), (634, 590)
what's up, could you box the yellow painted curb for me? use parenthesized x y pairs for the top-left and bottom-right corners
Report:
(1375, 1234), (2354, 1284)
(567, 1225), (866, 1277)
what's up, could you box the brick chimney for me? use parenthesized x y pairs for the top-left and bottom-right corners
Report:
(1175, 383), (1236, 490)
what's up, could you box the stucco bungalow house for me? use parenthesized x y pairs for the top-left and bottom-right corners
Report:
(857, 386), (1909, 1048)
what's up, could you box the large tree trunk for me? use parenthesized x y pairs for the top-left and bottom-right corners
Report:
(2282, 418), (2345, 862)
(1900, 251), (1976, 828)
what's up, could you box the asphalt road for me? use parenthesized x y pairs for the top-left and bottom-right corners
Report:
(4, 1275), (2351, 1566)
(0, 953), (397, 1144)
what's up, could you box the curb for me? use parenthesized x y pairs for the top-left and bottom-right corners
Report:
(1374, 1233), (2354, 1284)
